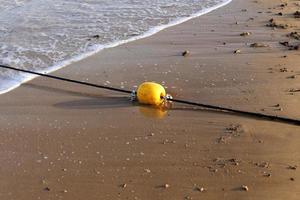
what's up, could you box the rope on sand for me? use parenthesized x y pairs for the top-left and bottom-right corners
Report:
(1, 64), (300, 126)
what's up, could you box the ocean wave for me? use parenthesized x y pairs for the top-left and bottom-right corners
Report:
(0, 0), (232, 95)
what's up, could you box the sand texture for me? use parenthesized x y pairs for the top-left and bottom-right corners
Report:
(1, 0), (300, 199)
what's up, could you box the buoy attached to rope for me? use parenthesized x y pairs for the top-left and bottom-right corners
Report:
(136, 82), (166, 106)
(1, 64), (300, 126)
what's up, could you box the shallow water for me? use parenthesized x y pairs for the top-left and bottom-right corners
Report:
(0, 0), (231, 94)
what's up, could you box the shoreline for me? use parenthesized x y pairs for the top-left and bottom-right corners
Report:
(0, 0), (232, 95)
(1, 0), (300, 199)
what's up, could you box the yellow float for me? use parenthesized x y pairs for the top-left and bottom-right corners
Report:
(136, 82), (166, 106)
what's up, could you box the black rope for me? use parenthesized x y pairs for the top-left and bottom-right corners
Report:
(169, 98), (300, 125)
(1, 64), (300, 126)
(0, 65), (132, 94)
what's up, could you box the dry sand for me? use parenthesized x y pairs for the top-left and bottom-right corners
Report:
(1, 0), (300, 199)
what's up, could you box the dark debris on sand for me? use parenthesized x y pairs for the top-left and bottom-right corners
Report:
(182, 50), (190, 57)
(279, 41), (300, 50)
(294, 11), (300, 18)
(267, 18), (289, 29)
(250, 43), (269, 48)
(287, 32), (300, 40)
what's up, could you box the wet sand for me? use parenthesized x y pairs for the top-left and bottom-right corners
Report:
(1, 0), (300, 199)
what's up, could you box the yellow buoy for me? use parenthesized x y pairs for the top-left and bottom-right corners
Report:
(137, 82), (166, 106)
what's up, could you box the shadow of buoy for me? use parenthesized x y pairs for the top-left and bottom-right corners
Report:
(54, 96), (132, 110)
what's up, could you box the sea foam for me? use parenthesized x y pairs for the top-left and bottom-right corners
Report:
(0, 0), (232, 95)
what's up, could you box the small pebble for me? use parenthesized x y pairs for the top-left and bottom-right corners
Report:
(280, 68), (288, 72)
(92, 35), (100, 39)
(241, 185), (249, 191)
(149, 133), (155, 136)
(263, 172), (271, 177)
(250, 43), (269, 48)
(234, 49), (241, 54)
(240, 32), (251, 36)
(195, 186), (206, 192)
(144, 169), (151, 173)
(288, 75), (296, 79)
(288, 165), (297, 170)
(182, 50), (190, 57)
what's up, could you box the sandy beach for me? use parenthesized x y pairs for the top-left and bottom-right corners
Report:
(1, 0), (300, 199)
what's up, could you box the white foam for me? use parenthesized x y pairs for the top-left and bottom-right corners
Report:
(0, 0), (232, 95)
